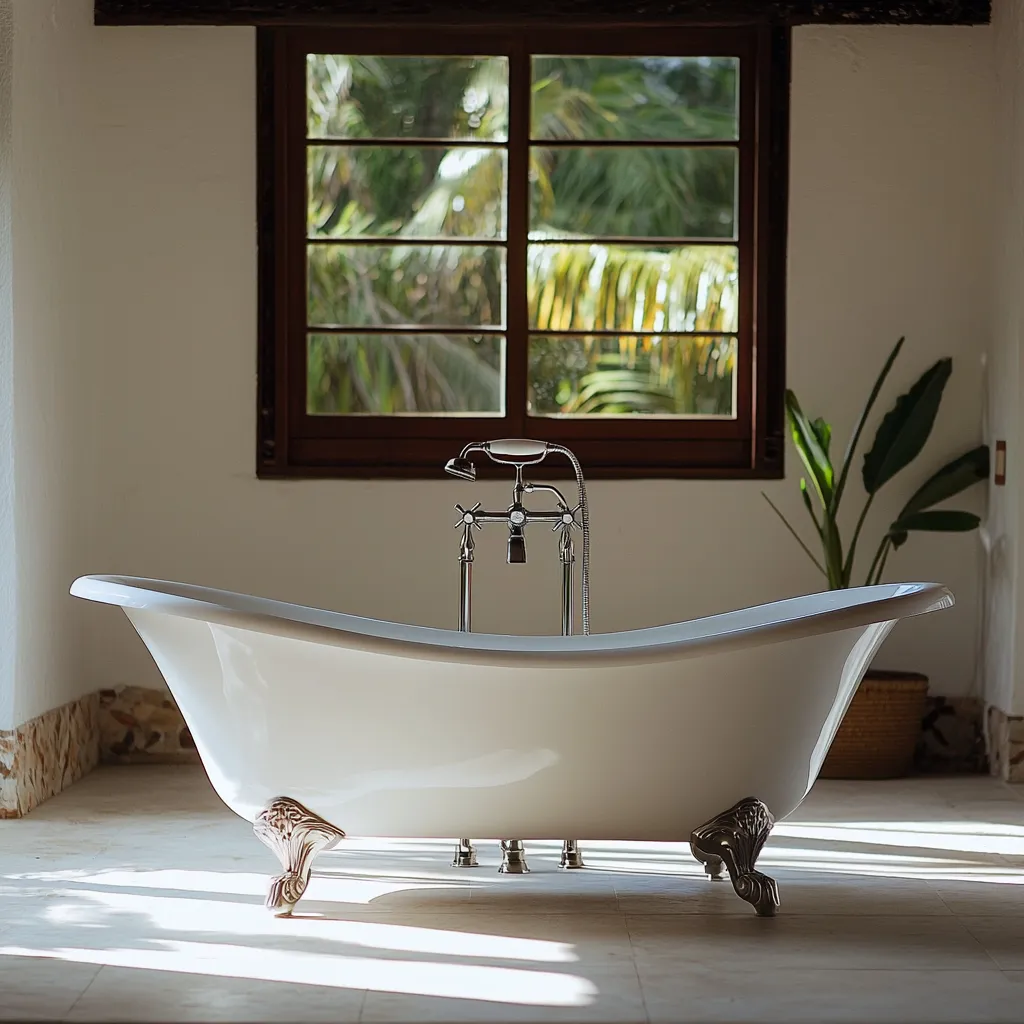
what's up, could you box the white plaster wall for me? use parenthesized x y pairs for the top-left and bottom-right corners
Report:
(1, 0), (95, 727)
(3, 3), (997, 722)
(984, 0), (1024, 718)
(0, 0), (16, 729)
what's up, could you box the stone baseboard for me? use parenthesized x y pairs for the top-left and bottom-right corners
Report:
(0, 693), (101, 818)
(99, 685), (198, 764)
(986, 705), (1024, 783)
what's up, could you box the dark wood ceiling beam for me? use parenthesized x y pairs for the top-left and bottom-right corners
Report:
(94, 1), (991, 27)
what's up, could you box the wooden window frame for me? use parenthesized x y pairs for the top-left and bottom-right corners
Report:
(256, 24), (790, 479)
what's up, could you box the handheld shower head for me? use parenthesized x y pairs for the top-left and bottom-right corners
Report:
(484, 439), (549, 464)
(444, 456), (477, 481)
(445, 439), (549, 481)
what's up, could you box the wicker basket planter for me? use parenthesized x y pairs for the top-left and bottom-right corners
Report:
(818, 669), (929, 779)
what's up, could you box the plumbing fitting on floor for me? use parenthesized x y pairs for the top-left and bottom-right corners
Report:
(445, 439), (591, 873)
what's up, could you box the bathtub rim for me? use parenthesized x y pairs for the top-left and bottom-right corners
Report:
(71, 575), (952, 669)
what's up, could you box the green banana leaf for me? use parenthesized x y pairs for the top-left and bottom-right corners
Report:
(775, 337), (986, 590)
(888, 508), (982, 550)
(832, 336), (904, 512)
(861, 358), (952, 495)
(785, 390), (834, 507)
(812, 417), (832, 457)
(896, 445), (990, 521)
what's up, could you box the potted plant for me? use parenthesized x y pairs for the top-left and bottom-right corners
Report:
(764, 337), (989, 779)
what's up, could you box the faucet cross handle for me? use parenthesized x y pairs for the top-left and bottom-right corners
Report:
(551, 504), (582, 533)
(454, 503), (483, 530)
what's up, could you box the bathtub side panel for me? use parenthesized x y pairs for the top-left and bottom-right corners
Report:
(126, 609), (890, 839)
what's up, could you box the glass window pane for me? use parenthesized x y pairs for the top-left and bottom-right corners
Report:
(528, 244), (737, 333)
(531, 56), (738, 142)
(528, 334), (736, 417)
(530, 146), (736, 239)
(308, 146), (507, 240)
(308, 245), (506, 328)
(308, 55), (509, 141)
(308, 333), (504, 415)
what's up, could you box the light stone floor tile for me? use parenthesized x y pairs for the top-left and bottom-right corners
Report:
(959, 916), (1024, 969)
(360, 963), (646, 1023)
(65, 966), (367, 1022)
(929, 882), (1024, 916)
(0, 954), (101, 1021)
(639, 967), (1024, 1024)
(2, 766), (1024, 1022)
(625, 914), (998, 971)
(616, 873), (952, 916)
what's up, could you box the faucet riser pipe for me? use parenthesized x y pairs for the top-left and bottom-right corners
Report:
(499, 839), (531, 874)
(560, 839), (585, 869)
(452, 839), (478, 868)
(561, 536), (574, 638)
(560, 533), (583, 867)
(452, 536), (479, 868)
(459, 559), (472, 633)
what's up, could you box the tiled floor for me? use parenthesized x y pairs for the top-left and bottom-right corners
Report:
(1, 767), (1023, 1022)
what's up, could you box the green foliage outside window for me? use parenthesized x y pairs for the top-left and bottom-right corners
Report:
(305, 53), (740, 417)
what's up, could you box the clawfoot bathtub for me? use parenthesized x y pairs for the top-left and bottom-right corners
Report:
(71, 576), (952, 917)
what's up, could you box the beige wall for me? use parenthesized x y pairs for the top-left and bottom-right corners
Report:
(984, 0), (1024, 718)
(1, 2), (996, 724)
(0, 0), (14, 728)
(1, 0), (94, 728)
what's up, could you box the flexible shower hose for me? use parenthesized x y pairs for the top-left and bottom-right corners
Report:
(550, 444), (591, 636)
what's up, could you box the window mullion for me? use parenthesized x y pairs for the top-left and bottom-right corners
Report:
(504, 37), (531, 434)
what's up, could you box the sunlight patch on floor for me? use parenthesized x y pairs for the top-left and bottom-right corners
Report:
(40, 888), (575, 962)
(774, 821), (1024, 857)
(1, 867), (468, 904)
(759, 818), (1024, 881)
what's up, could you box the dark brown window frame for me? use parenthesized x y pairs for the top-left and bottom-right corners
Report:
(257, 24), (791, 479)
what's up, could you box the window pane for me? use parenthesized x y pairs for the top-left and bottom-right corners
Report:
(528, 335), (736, 417)
(308, 245), (506, 328)
(308, 146), (507, 240)
(308, 55), (509, 141)
(530, 146), (736, 239)
(528, 244), (737, 333)
(531, 57), (738, 141)
(308, 333), (504, 415)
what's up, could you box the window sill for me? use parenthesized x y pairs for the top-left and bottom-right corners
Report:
(257, 436), (784, 479)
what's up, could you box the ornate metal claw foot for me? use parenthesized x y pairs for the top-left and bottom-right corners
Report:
(560, 839), (585, 869)
(690, 797), (780, 917)
(452, 838), (479, 867)
(499, 839), (530, 873)
(253, 797), (345, 917)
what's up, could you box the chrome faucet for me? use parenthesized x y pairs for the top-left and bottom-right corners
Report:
(445, 439), (591, 873)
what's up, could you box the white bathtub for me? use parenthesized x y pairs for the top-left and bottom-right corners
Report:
(71, 575), (952, 916)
